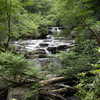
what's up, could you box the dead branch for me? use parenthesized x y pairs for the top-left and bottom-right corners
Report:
(39, 77), (65, 86)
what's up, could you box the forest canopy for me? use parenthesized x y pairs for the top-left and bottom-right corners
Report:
(0, 0), (100, 100)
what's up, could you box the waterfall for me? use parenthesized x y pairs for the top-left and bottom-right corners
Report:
(44, 48), (51, 55)
(10, 36), (74, 57)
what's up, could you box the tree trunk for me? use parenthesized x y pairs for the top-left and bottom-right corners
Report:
(5, 0), (11, 50)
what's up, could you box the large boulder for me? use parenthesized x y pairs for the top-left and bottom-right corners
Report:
(24, 49), (48, 59)
(39, 43), (49, 47)
(47, 46), (57, 54)
(56, 44), (68, 51)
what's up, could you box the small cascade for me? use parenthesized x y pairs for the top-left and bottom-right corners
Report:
(46, 35), (55, 40)
(43, 48), (51, 55)
(10, 36), (74, 58)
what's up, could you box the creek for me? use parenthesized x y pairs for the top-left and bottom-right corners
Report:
(6, 35), (75, 100)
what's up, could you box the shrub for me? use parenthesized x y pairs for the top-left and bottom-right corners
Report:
(54, 39), (98, 76)
(0, 52), (40, 81)
(76, 75), (100, 100)
(56, 51), (93, 76)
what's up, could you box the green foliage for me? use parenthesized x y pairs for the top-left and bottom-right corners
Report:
(0, 0), (100, 41)
(54, 39), (100, 99)
(76, 74), (100, 100)
(75, 40), (97, 54)
(0, 0), (55, 43)
(0, 0), (100, 100)
(0, 52), (40, 79)
(23, 0), (52, 14)
(53, 0), (100, 40)
(56, 51), (92, 76)
(55, 40), (98, 76)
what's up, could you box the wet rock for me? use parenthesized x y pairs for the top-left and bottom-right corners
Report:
(23, 49), (49, 58)
(47, 46), (57, 54)
(39, 43), (49, 47)
(43, 39), (52, 42)
(38, 54), (47, 58)
(57, 44), (68, 51)
(36, 49), (47, 58)
(36, 49), (46, 54)
(46, 35), (54, 40)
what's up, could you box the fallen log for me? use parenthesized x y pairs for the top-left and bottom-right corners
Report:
(40, 85), (77, 94)
(39, 77), (78, 100)
(40, 92), (66, 100)
(39, 77), (65, 86)
(0, 76), (78, 100)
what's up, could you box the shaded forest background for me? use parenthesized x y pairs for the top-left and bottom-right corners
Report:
(0, 0), (100, 100)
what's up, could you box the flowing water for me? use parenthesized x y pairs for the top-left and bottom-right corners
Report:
(9, 35), (75, 72)
(10, 35), (74, 56)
